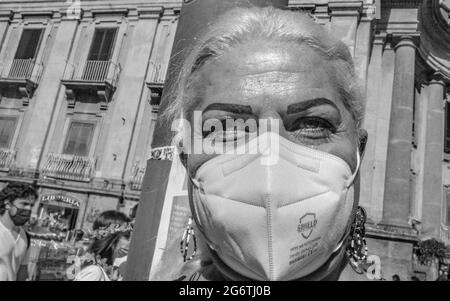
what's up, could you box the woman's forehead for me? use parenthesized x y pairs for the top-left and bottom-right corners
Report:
(205, 71), (333, 98)
(196, 42), (340, 112)
(212, 40), (325, 73)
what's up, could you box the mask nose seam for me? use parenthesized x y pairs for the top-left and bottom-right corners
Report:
(264, 193), (275, 281)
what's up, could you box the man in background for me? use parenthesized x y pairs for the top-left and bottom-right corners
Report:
(0, 182), (37, 281)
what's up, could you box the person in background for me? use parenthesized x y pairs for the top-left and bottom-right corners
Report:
(436, 270), (448, 281)
(74, 210), (131, 281)
(392, 274), (401, 281)
(0, 182), (37, 281)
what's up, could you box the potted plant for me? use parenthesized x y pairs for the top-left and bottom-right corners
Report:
(414, 238), (447, 280)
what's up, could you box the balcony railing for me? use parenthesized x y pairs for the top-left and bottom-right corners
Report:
(148, 61), (167, 84)
(129, 163), (146, 191)
(41, 153), (96, 182)
(1, 58), (43, 82)
(0, 149), (16, 171)
(82, 60), (110, 81)
(63, 59), (121, 86)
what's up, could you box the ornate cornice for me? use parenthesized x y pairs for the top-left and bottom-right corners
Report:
(366, 222), (419, 243)
(90, 7), (129, 19)
(0, 10), (12, 22)
(160, 7), (180, 22)
(136, 6), (164, 20)
(18, 10), (55, 20)
(288, 0), (378, 22)
(383, 0), (423, 8)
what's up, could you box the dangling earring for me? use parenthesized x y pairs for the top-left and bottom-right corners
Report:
(346, 206), (369, 274)
(180, 217), (197, 262)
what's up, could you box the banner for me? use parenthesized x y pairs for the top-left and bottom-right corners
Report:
(148, 151), (189, 280)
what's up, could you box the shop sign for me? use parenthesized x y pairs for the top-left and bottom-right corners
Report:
(41, 194), (81, 208)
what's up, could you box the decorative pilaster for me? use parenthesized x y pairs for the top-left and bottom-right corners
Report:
(382, 36), (417, 228)
(420, 73), (446, 236)
(359, 34), (385, 214)
(329, 1), (363, 56)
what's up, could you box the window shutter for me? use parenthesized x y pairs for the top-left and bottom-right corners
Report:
(75, 123), (94, 156)
(63, 122), (94, 156)
(14, 29), (43, 60)
(88, 28), (117, 61)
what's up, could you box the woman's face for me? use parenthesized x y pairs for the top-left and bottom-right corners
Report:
(113, 236), (130, 259)
(185, 40), (359, 175)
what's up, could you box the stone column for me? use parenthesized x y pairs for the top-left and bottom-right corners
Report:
(371, 40), (395, 223)
(421, 74), (446, 236)
(382, 36), (416, 227)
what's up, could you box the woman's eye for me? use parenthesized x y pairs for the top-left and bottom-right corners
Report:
(289, 117), (335, 141)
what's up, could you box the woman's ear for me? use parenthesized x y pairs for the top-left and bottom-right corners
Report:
(358, 129), (368, 160)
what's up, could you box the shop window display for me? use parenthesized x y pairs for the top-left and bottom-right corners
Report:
(24, 195), (89, 281)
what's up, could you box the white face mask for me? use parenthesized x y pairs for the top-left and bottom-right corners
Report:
(190, 131), (360, 281)
(113, 255), (127, 268)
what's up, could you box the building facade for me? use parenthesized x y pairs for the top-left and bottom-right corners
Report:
(288, 0), (450, 281)
(1, 0), (450, 280)
(0, 0), (180, 231)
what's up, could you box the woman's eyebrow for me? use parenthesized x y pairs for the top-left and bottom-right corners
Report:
(286, 98), (339, 114)
(203, 103), (253, 115)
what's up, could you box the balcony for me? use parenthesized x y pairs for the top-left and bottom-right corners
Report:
(0, 149), (16, 171)
(129, 163), (146, 191)
(0, 59), (44, 103)
(61, 59), (121, 109)
(41, 153), (96, 182)
(146, 60), (168, 106)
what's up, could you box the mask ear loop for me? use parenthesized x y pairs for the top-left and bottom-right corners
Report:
(346, 149), (361, 188)
(187, 175), (220, 253)
(187, 177), (203, 231)
(332, 148), (362, 254)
